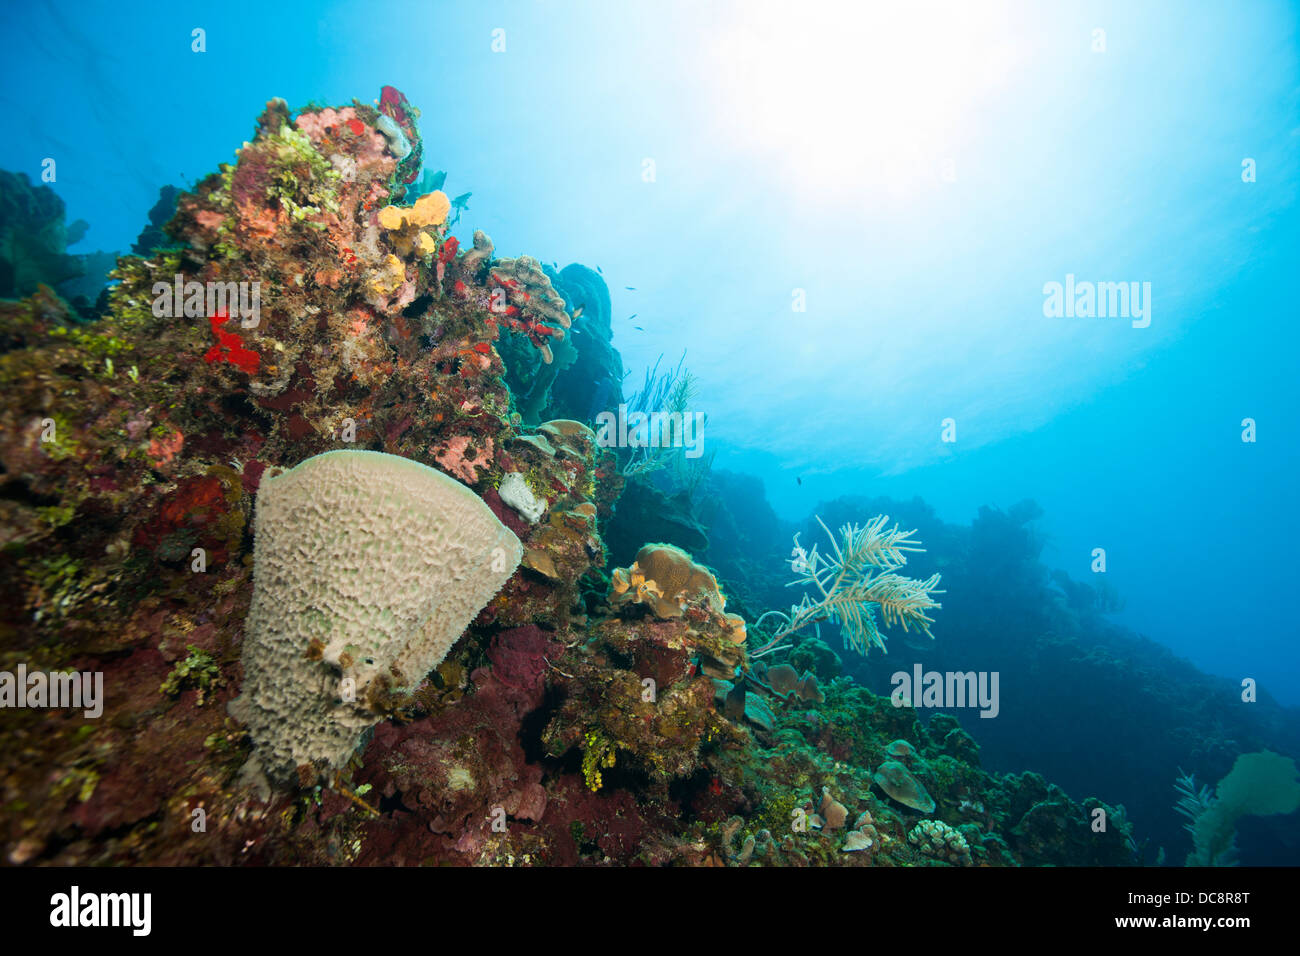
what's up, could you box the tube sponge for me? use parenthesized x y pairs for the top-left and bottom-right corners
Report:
(228, 450), (522, 793)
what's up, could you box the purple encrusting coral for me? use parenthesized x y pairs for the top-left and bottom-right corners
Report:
(0, 89), (1136, 867)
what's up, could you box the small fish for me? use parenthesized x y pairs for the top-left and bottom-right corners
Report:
(596, 265), (603, 274)
(902, 632), (936, 653)
(625, 286), (637, 291)
(796, 476), (802, 486)
(632, 326), (644, 331)
(572, 305), (584, 320)
(627, 314), (637, 320)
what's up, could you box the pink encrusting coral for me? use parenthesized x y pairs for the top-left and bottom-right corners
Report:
(433, 435), (494, 484)
(146, 427), (184, 466)
(292, 106), (391, 169)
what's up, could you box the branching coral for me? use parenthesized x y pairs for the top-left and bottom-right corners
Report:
(1173, 768), (1214, 835)
(752, 515), (942, 658)
(909, 819), (972, 865)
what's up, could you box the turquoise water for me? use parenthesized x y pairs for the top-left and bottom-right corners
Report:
(2, 0), (1296, 711)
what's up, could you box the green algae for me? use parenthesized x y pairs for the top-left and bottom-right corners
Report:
(160, 645), (224, 705)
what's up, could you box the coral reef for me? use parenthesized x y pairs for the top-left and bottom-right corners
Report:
(783, 495), (1300, 862)
(131, 185), (182, 256)
(604, 479), (709, 562)
(0, 170), (115, 314)
(0, 170), (89, 298)
(543, 264), (623, 423)
(0, 89), (1154, 868)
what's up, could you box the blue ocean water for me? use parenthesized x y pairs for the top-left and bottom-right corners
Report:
(1, 0), (1297, 863)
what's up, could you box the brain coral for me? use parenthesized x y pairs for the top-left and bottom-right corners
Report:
(228, 450), (522, 792)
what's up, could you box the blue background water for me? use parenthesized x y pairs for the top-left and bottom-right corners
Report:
(2, 0), (1296, 706)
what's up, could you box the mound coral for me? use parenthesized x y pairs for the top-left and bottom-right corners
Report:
(761, 663), (825, 702)
(873, 758), (936, 813)
(228, 450), (522, 792)
(610, 543), (727, 619)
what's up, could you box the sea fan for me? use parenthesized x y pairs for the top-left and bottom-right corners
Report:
(753, 515), (943, 658)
